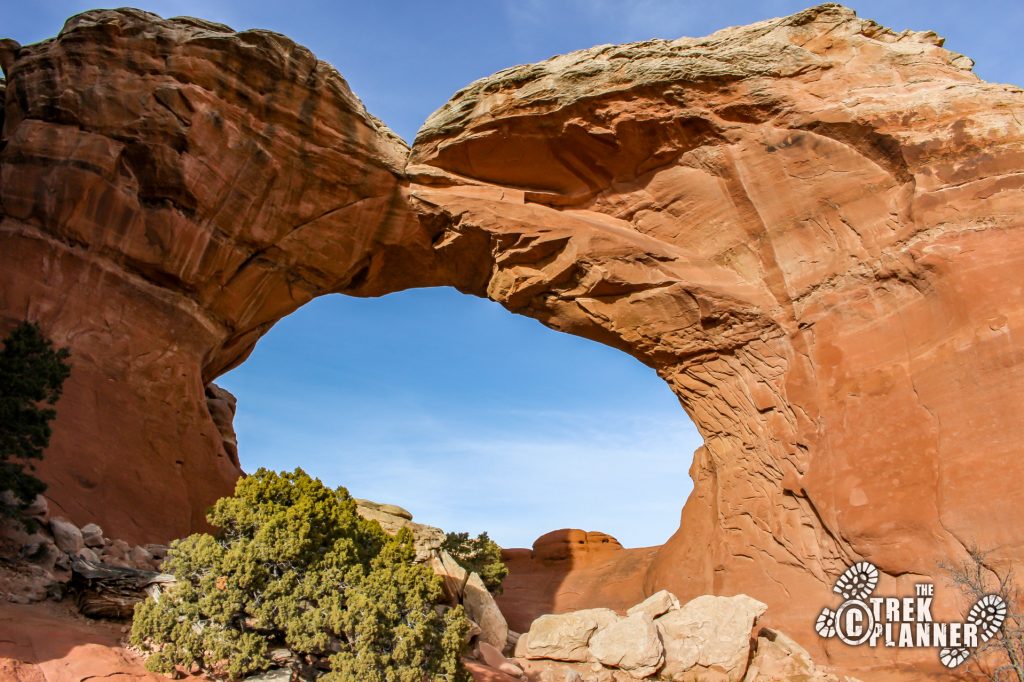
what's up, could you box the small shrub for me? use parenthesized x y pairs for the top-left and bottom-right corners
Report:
(131, 468), (470, 681)
(441, 531), (508, 594)
(942, 546), (1024, 681)
(0, 321), (70, 517)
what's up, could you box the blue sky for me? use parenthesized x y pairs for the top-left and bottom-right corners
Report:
(8, 2), (1023, 548)
(218, 292), (696, 548)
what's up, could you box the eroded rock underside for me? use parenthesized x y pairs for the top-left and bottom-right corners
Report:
(2, 4), (1022, 676)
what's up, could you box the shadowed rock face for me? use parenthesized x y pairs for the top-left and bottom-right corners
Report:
(2, 4), (1023, 675)
(0, 9), (430, 538)
(498, 531), (659, 635)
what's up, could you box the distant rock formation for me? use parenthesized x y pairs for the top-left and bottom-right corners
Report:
(531, 530), (624, 562)
(2, 5), (1023, 677)
(498, 530), (658, 635)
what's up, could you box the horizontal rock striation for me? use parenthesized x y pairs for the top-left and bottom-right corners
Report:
(2, 4), (1023, 676)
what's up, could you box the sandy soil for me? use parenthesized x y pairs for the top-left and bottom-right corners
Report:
(0, 598), (517, 681)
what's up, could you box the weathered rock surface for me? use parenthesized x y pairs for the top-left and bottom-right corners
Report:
(48, 518), (83, 554)
(656, 595), (767, 681)
(80, 523), (104, 548)
(477, 641), (525, 679)
(354, 498), (444, 561)
(531, 530), (624, 562)
(3, 5), (1024, 677)
(465, 571), (511, 652)
(76, 547), (100, 563)
(588, 613), (663, 678)
(355, 498), (415, 520)
(0, 8), (419, 543)
(206, 383), (240, 468)
(465, 659), (525, 682)
(743, 628), (844, 682)
(519, 608), (619, 662)
(626, 589), (679, 620)
(410, 5), (1024, 672)
(0, 599), (170, 681)
(2, 512), (169, 609)
(515, 592), (850, 682)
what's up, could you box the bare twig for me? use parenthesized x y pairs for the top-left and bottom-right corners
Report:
(940, 547), (1024, 682)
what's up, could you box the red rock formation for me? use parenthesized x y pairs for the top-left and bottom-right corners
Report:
(0, 9), (427, 541)
(3, 5), (1023, 677)
(531, 529), (624, 562)
(498, 530), (658, 634)
(407, 5), (1024, 673)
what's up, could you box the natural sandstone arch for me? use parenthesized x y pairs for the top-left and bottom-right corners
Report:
(2, 5), (1024, 675)
(410, 2), (1024, 647)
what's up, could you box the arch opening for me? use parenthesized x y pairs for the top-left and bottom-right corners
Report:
(215, 286), (702, 551)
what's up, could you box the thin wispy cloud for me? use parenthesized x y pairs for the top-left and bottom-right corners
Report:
(221, 289), (700, 550)
(234, 400), (697, 549)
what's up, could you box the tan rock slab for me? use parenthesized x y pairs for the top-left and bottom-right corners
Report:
(522, 608), (620, 662)
(655, 595), (767, 681)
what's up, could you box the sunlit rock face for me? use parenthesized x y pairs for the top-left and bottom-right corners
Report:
(2, 5), (1023, 676)
(406, 4), (1024, 673)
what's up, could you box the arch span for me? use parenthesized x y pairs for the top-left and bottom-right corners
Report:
(2, 5), (1023, 671)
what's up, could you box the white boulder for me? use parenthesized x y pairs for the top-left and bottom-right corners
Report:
(588, 613), (664, 679)
(626, 589), (679, 620)
(49, 517), (83, 554)
(521, 608), (619, 662)
(656, 594), (767, 682)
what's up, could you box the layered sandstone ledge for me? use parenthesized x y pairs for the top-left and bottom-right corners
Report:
(2, 4), (1023, 677)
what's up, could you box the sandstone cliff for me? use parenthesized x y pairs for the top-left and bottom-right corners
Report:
(0, 9), (423, 538)
(2, 5), (1022, 677)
